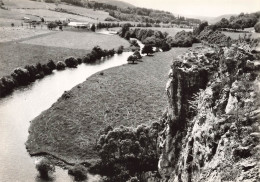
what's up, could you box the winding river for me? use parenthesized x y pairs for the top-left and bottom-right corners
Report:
(0, 51), (133, 182)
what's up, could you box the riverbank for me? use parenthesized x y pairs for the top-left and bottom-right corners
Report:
(26, 46), (190, 164)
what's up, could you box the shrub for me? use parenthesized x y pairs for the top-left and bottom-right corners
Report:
(161, 42), (171, 52)
(56, 61), (66, 70)
(92, 46), (104, 59)
(254, 22), (260, 33)
(133, 50), (142, 59)
(193, 21), (208, 36)
(77, 58), (82, 64)
(47, 60), (56, 71)
(117, 46), (124, 54)
(0, 76), (16, 97)
(91, 24), (96, 32)
(130, 40), (140, 47)
(11, 23), (14, 27)
(36, 158), (55, 179)
(68, 164), (88, 181)
(35, 63), (45, 78)
(24, 65), (38, 81)
(42, 64), (52, 75)
(65, 57), (78, 68)
(142, 45), (154, 55)
(11, 68), (31, 86)
(47, 22), (58, 30)
(82, 54), (92, 63)
(127, 55), (138, 64)
(108, 49), (115, 56)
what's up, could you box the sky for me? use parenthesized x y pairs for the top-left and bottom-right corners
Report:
(121, 0), (260, 18)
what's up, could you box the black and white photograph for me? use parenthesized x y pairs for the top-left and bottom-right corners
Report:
(0, 0), (259, 181)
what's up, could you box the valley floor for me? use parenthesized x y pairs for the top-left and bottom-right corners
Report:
(26, 46), (189, 164)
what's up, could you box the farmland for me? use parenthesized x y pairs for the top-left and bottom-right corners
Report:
(21, 31), (130, 50)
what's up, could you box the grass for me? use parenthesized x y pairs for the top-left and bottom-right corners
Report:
(21, 31), (130, 50)
(0, 41), (87, 77)
(26, 47), (189, 163)
(0, 27), (51, 42)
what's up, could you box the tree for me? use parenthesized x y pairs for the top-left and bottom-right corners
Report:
(141, 45), (153, 55)
(254, 22), (260, 33)
(91, 24), (96, 32)
(56, 61), (66, 70)
(68, 164), (88, 181)
(36, 158), (55, 179)
(127, 55), (138, 64)
(65, 57), (78, 68)
(117, 46), (124, 54)
(161, 42), (171, 52)
(47, 22), (58, 30)
(133, 50), (142, 59)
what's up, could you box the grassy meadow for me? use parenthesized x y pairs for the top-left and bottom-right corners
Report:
(26, 46), (189, 163)
(21, 31), (130, 50)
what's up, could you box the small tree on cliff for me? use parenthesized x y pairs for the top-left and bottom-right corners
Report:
(36, 158), (55, 179)
(142, 45), (153, 55)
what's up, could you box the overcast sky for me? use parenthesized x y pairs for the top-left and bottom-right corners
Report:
(122, 0), (260, 17)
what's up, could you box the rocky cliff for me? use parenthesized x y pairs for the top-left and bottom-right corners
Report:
(158, 45), (260, 182)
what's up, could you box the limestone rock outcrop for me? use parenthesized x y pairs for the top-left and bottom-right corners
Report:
(158, 45), (260, 182)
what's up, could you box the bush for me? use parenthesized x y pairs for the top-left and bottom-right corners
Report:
(254, 22), (260, 33)
(82, 54), (92, 63)
(117, 46), (124, 54)
(108, 49), (115, 56)
(161, 42), (171, 52)
(11, 68), (31, 86)
(193, 21), (208, 36)
(42, 64), (52, 75)
(47, 22), (58, 30)
(142, 45), (154, 55)
(77, 58), (82, 64)
(127, 55), (138, 64)
(133, 50), (142, 59)
(92, 46), (104, 59)
(0, 76), (16, 97)
(91, 24), (96, 32)
(65, 57), (78, 68)
(56, 61), (66, 70)
(68, 164), (88, 181)
(167, 31), (196, 47)
(47, 60), (56, 71)
(24, 65), (38, 81)
(36, 158), (55, 179)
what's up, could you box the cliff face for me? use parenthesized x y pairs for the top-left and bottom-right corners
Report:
(158, 45), (260, 182)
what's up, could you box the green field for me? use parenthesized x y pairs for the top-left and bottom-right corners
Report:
(26, 46), (189, 163)
(21, 31), (130, 50)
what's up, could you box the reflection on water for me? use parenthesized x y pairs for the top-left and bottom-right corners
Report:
(0, 52), (132, 182)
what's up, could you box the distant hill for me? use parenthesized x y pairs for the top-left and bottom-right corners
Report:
(208, 14), (237, 24)
(92, 0), (135, 9)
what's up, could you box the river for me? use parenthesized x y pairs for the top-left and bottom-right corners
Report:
(0, 52), (133, 182)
